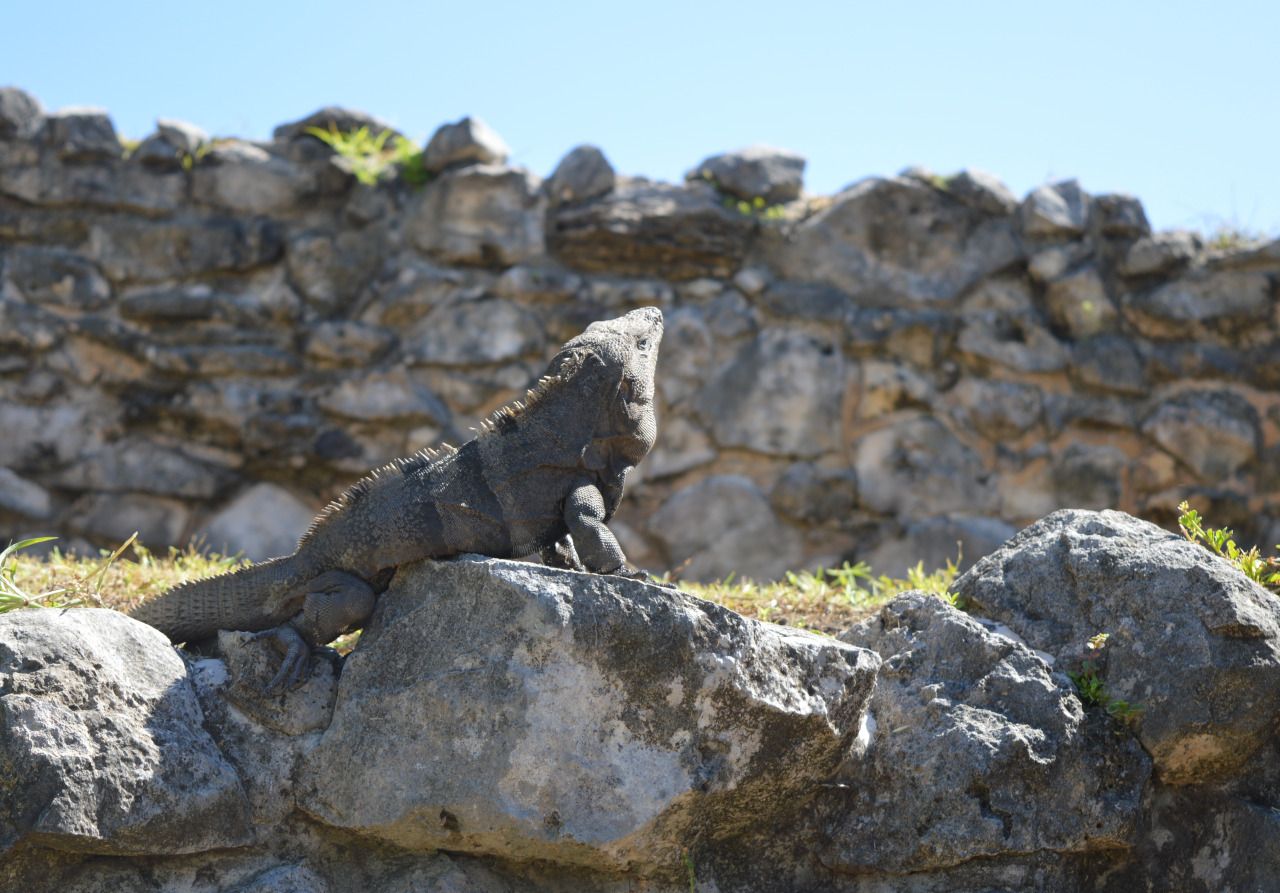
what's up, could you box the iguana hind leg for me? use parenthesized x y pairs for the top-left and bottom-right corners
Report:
(253, 570), (376, 693)
(541, 534), (586, 572)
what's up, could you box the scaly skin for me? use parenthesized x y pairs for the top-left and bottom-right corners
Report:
(129, 308), (664, 690)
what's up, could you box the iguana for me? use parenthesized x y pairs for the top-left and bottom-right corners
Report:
(130, 307), (664, 691)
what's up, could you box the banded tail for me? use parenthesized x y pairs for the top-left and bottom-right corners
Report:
(129, 553), (319, 644)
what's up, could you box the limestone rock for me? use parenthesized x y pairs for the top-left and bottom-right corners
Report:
(0, 608), (250, 855)
(1118, 230), (1200, 277)
(1093, 192), (1150, 238)
(0, 467), (53, 519)
(133, 119), (209, 169)
(696, 329), (846, 457)
(423, 116), (510, 173)
(768, 176), (1022, 305)
(956, 310), (1068, 372)
(769, 462), (859, 525)
(0, 87), (43, 140)
(648, 475), (804, 582)
(950, 378), (1043, 440)
(854, 415), (996, 517)
(1042, 265), (1118, 337)
(1123, 270), (1273, 339)
(303, 320), (397, 366)
(862, 514), (1015, 578)
(548, 178), (755, 281)
(407, 164), (544, 268)
(545, 144), (615, 206)
(41, 107), (120, 161)
(298, 556), (880, 876)
(285, 227), (385, 313)
(67, 492), (190, 546)
(1, 245), (111, 309)
(952, 509), (1280, 784)
(88, 216), (283, 283)
(1019, 179), (1090, 239)
(192, 141), (320, 215)
(686, 145), (805, 204)
(1069, 334), (1148, 396)
(199, 483), (316, 562)
(273, 106), (400, 143)
(318, 367), (449, 424)
(403, 296), (543, 366)
(52, 438), (234, 499)
(1140, 389), (1260, 479)
(823, 593), (1149, 873)
(1051, 442), (1126, 509)
(946, 168), (1018, 215)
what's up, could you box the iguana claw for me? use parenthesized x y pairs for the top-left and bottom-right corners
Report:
(251, 624), (311, 694)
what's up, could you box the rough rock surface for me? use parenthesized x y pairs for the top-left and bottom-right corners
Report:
(299, 556), (879, 877)
(0, 609), (250, 855)
(952, 509), (1280, 784)
(686, 145), (806, 204)
(823, 593), (1149, 874)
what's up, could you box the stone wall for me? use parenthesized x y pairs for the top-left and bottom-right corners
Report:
(2, 86), (1278, 579)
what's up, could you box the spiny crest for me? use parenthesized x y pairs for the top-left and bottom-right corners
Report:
(299, 443), (458, 543)
(472, 370), (566, 438)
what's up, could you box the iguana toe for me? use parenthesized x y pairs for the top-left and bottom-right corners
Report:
(253, 624), (311, 694)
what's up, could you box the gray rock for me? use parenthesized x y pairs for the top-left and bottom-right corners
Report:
(494, 264), (582, 303)
(52, 438), (234, 499)
(1042, 265), (1119, 337)
(946, 168), (1018, 215)
(406, 164), (544, 268)
(0, 608), (250, 855)
(854, 415), (996, 517)
(1119, 230), (1200, 277)
(199, 483), (317, 562)
(1069, 335), (1148, 396)
(770, 462), (859, 525)
(548, 178), (755, 281)
(856, 359), (935, 418)
(640, 415), (716, 480)
(768, 176), (1022, 305)
(1026, 242), (1092, 283)
(1019, 179), (1090, 239)
(1051, 442), (1126, 509)
(953, 509), (1280, 784)
(192, 141), (320, 215)
(404, 296), (543, 366)
(132, 119), (209, 169)
(285, 228), (385, 313)
(824, 593), (1149, 874)
(156, 118), (208, 153)
(1093, 192), (1150, 238)
(0, 467), (53, 519)
(303, 320), (397, 365)
(860, 515), (1014, 578)
(0, 155), (185, 214)
(0, 397), (117, 469)
(648, 475), (804, 582)
(40, 107), (120, 161)
(318, 367), (449, 424)
(1, 246), (111, 309)
(545, 144), (615, 205)
(0, 87), (44, 140)
(67, 493), (191, 546)
(88, 216), (283, 283)
(697, 329), (846, 457)
(298, 556), (879, 876)
(950, 378), (1043, 440)
(423, 116), (511, 173)
(1140, 389), (1260, 479)
(956, 311), (1068, 372)
(141, 343), (300, 378)
(686, 145), (805, 204)
(272, 105), (400, 143)
(1123, 270), (1273, 339)
(1207, 234), (1280, 273)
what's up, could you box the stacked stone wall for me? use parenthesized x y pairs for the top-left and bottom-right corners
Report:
(2, 86), (1278, 578)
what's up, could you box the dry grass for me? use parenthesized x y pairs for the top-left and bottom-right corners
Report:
(2, 537), (962, 641)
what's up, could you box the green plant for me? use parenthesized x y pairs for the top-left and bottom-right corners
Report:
(0, 537), (70, 612)
(305, 125), (429, 187)
(682, 848), (697, 893)
(1178, 501), (1280, 592)
(1067, 632), (1141, 724)
(1205, 225), (1264, 252)
(721, 193), (787, 221)
(118, 135), (141, 158)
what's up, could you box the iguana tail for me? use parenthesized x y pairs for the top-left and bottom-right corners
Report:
(129, 552), (321, 644)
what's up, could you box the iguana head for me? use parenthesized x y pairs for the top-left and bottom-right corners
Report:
(556, 307), (664, 465)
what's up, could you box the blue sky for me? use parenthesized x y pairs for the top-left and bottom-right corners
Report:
(4, 0), (1276, 234)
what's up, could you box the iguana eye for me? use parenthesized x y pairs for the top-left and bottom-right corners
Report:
(637, 338), (650, 351)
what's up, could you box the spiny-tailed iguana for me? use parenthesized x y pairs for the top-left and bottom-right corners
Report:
(130, 307), (664, 690)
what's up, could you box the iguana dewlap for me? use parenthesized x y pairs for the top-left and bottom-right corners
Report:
(129, 308), (664, 690)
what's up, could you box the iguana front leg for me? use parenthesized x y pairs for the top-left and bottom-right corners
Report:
(252, 570), (376, 693)
(564, 481), (637, 577)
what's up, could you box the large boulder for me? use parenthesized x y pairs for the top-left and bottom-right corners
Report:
(548, 178), (756, 281)
(766, 176), (1022, 305)
(0, 608), (251, 855)
(821, 593), (1149, 874)
(686, 145), (806, 204)
(298, 556), (880, 878)
(952, 509), (1280, 784)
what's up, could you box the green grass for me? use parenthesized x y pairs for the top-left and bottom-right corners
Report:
(1178, 501), (1280, 592)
